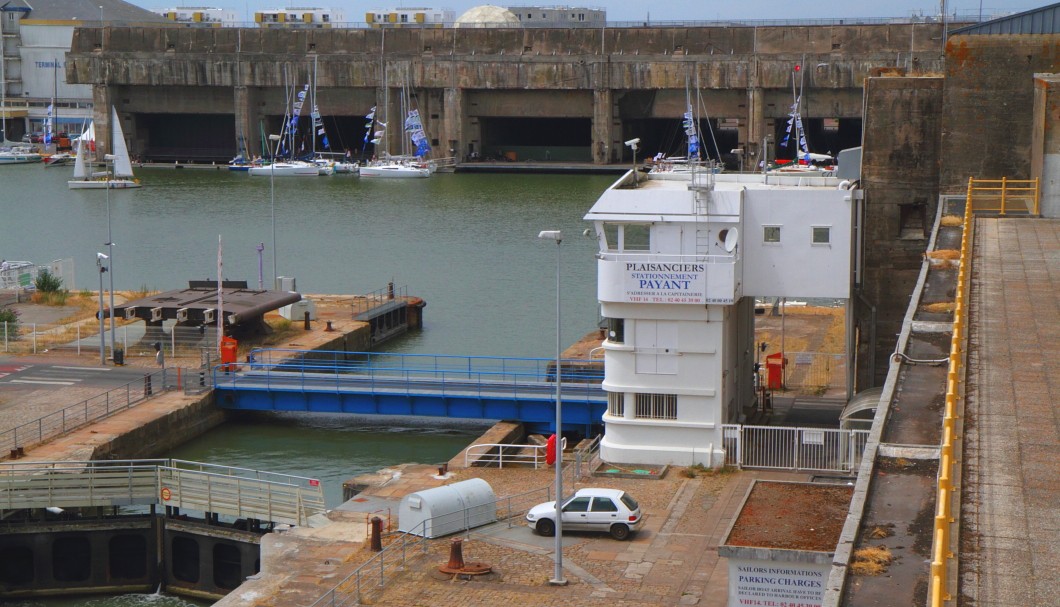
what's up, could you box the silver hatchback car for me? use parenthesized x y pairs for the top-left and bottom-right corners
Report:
(526, 487), (642, 540)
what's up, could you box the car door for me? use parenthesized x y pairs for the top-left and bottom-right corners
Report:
(587, 496), (620, 532)
(561, 496), (592, 531)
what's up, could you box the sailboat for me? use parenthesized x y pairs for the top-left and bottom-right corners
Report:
(248, 80), (319, 177)
(768, 63), (835, 176)
(68, 106), (142, 189)
(360, 33), (430, 179)
(648, 77), (720, 179)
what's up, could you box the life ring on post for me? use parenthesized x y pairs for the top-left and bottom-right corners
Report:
(546, 434), (557, 466)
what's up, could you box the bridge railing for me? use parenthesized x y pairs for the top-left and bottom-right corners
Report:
(0, 459), (325, 526)
(223, 352), (605, 401)
(246, 349), (601, 381)
(0, 459), (167, 512)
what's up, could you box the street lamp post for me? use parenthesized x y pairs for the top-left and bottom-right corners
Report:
(268, 133), (281, 289)
(537, 229), (567, 587)
(104, 153), (116, 362)
(96, 253), (108, 365)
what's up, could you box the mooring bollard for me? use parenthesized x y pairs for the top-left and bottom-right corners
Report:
(446, 538), (465, 570)
(370, 516), (383, 552)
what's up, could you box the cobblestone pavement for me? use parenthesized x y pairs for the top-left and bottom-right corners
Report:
(219, 465), (808, 607)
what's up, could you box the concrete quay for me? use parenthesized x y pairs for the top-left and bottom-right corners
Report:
(219, 463), (807, 607)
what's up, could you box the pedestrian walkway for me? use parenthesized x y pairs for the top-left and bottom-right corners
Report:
(961, 218), (1060, 605)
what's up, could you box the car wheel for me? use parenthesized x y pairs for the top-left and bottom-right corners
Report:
(536, 519), (555, 537)
(609, 524), (630, 540)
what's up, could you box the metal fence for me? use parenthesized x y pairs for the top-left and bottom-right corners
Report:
(722, 424), (869, 473)
(0, 369), (177, 458)
(1, 320), (221, 360)
(0, 258), (75, 292)
(782, 352), (847, 392)
(312, 434), (600, 607)
(309, 484), (553, 607)
(0, 459), (325, 526)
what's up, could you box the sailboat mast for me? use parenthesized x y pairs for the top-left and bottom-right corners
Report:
(311, 55), (318, 155)
(380, 27), (387, 158)
(1, 46), (6, 143)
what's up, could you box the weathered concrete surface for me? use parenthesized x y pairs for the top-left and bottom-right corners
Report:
(858, 75), (944, 389)
(960, 218), (1060, 606)
(67, 23), (948, 164)
(941, 34), (1060, 192)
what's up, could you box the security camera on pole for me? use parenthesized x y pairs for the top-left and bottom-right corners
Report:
(537, 229), (567, 587)
(625, 138), (640, 184)
(96, 252), (108, 365)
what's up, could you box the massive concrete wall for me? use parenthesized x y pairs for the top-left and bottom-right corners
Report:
(68, 24), (947, 163)
(858, 76), (944, 389)
(941, 34), (1060, 191)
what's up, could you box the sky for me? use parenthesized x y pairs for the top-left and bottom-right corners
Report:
(133, 1), (1042, 23)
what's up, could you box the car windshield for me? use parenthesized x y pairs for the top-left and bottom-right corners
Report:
(619, 492), (639, 511)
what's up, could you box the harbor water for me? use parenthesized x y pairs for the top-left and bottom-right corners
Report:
(1, 165), (614, 606)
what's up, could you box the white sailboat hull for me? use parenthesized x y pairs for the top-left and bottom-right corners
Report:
(248, 162), (320, 177)
(0, 152), (42, 165)
(67, 179), (142, 189)
(360, 163), (430, 178)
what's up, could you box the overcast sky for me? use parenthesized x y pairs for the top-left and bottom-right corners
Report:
(134, 1), (1041, 23)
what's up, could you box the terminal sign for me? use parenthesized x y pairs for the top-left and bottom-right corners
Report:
(623, 262), (707, 304)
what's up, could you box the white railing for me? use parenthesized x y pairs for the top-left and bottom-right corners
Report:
(465, 442), (545, 468)
(722, 424), (870, 473)
(0, 459), (325, 526)
(596, 251), (736, 265)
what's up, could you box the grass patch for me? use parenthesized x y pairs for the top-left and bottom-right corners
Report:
(923, 302), (955, 313)
(30, 290), (69, 306)
(926, 249), (960, 260)
(681, 464), (736, 478)
(850, 546), (893, 576)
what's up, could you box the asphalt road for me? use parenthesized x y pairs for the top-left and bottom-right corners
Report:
(0, 358), (156, 390)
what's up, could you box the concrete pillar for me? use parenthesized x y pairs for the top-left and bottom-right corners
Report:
(1032, 74), (1060, 218)
(747, 86), (765, 168)
(92, 84), (111, 163)
(234, 85), (253, 160)
(443, 87), (465, 161)
(592, 88), (613, 165)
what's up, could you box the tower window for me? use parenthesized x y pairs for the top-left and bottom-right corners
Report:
(764, 225), (781, 243)
(634, 393), (677, 420)
(811, 226), (831, 244)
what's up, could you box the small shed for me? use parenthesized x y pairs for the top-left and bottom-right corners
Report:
(398, 478), (497, 538)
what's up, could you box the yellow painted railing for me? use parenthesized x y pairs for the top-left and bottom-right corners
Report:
(967, 177), (1040, 216)
(928, 181), (976, 606)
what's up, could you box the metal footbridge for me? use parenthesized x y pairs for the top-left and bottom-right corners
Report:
(0, 459), (325, 526)
(212, 349), (607, 434)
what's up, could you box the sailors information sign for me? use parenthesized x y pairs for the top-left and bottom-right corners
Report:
(623, 262), (715, 304)
(727, 559), (828, 607)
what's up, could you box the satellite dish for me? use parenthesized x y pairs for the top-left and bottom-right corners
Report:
(721, 228), (739, 253)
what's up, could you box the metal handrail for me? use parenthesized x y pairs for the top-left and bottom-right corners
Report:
(0, 369), (177, 458)
(927, 180), (976, 606)
(967, 176), (1040, 216)
(0, 459), (325, 526)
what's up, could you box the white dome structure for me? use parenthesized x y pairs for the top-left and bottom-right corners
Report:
(454, 5), (522, 28)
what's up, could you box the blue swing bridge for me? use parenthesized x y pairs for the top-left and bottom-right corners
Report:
(212, 349), (607, 435)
